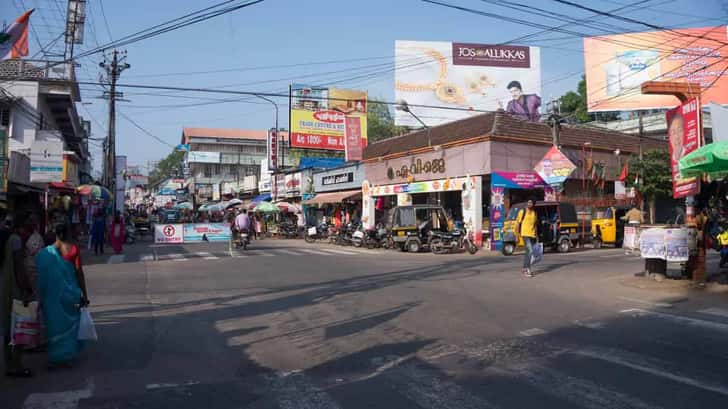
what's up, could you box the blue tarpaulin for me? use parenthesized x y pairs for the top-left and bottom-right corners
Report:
(251, 193), (272, 203)
(298, 157), (345, 170)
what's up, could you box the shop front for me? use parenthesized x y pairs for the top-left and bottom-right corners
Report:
(304, 163), (364, 226)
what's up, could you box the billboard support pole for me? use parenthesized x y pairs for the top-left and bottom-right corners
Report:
(641, 81), (705, 283)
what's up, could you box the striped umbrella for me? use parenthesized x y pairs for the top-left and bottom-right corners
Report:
(77, 184), (111, 200)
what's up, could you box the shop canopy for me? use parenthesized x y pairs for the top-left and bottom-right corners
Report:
(302, 189), (361, 205)
(680, 141), (728, 178)
(251, 193), (271, 203)
(275, 201), (301, 213)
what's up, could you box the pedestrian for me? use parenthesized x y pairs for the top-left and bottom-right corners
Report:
(516, 199), (539, 277)
(35, 223), (89, 370)
(23, 215), (45, 348)
(109, 212), (125, 254)
(621, 205), (644, 224)
(90, 210), (105, 255)
(2, 215), (34, 377)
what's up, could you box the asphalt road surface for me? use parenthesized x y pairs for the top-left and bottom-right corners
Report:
(4, 238), (728, 408)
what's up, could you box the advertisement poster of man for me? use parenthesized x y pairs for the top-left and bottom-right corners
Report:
(666, 97), (701, 198)
(394, 40), (542, 127)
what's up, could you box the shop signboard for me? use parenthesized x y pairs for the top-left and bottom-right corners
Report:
(183, 223), (231, 242)
(395, 40), (542, 126)
(344, 116), (363, 161)
(369, 176), (468, 196)
(290, 84), (367, 150)
(154, 223), (183, 244)
(534, 146), (576, 186)
(274, 174), (286, 200)
(188, 151), (220, 164)
(268, 129), (278, 170)
(154, 195), (175, 208)
(490, 171), (551, 251)
(29, 138), (64, 182)
(285, 172), (302, 197)
(242, 175), (257, 192)
(491, 171), (545, 189)
(314, 164), (363, 193)
(667, 98), (701, 198)
(212, 183), (221, 201)
(584, 26), (728, 112)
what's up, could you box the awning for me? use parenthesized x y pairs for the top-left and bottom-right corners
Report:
(302, 189), (361, 205)
(251, 193), (271, 203)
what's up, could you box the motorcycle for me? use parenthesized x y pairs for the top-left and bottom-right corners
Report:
(362, 224), (391, 249)
(305, 222), (330, 243)
(232, 228), (251, 250)
(429, 227), (479, 255)
(351, 224), (367, 247)
(337, 222), (361, 246)
(278, 221), (299, 239)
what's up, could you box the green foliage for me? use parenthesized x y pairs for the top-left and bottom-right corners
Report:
(629, 149), (672, 200)
(149, 150), (185, 186)
(368, 100), (408, 143)
(559, 75), (619, 123)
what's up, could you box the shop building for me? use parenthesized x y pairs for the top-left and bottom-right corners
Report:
(303, 163), (364, 225)
(361, 112), (664, 249)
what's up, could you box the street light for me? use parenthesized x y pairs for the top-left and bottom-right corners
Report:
(252, 94), (280, 168)
(396, 99), (431, 146)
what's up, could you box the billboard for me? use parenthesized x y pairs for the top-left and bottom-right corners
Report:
(30, 138), (64, 182)
(584, 26), (728, 112)
(344, 116), (363, 161)
(666, 98), (701, 198)
(289, 84), (367, 150)
(533, 146), (577, 186)
(394, 40), (542, 126)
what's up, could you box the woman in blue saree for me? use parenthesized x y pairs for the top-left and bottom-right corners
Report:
(35, 224), (89, 368)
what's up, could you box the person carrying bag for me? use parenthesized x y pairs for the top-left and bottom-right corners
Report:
(516, 199), (539, 278)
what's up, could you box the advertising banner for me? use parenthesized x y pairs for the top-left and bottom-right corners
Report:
(188, 151), (220, 164)
(533, 146), (577, 186)
(290, 84), (367, 150)
(623, 226), (638, 251)
(183, 223), (231, 243)
(267, 129), (278, 170)
(30, 139), (64, 182)
(285, 172), (301, 197)
(640, 228), (667, 260)
(395, 40), (542, 126)
(491, 171), (546, 189)
(154, 223), (183, 244)
(344, 116), (363, 161)
(667, 98), (701, 198)
(665, 228), (689, 262)
(584, 26), (728, 112)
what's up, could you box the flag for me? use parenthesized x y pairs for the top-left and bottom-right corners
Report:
(618, 162), (629, 182)
(0, 10), (34, 61)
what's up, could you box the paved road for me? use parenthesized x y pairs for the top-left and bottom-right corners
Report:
(4, 239), (728, 408)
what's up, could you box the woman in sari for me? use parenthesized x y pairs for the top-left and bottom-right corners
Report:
(35, 224), (89, 369)
(109, 212), (125, 254)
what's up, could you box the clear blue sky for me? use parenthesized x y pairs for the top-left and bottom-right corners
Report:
(10, 0), (728, 173)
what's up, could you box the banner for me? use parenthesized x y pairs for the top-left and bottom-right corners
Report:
(183, 223), (231, 242)
(267, 129), (278, 171)
(395, 40), (542, 126)
(290, 84), (367, 150)
(667, 98), (701, 198)
(154, 223), (183, 244)
(188, 151), (220, 164)
(665, 228), (689, 262)
(584, 26), (728, 112)
(344, 116), (363, 161)
(29, 139), (64, 182)
(533, 146), (577, 186)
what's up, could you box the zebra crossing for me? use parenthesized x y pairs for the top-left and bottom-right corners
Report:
(103, 246), (376, 264)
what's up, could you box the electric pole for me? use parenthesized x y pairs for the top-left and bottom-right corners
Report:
(547, 98), (561, 147)
(100, 50), (130, 211)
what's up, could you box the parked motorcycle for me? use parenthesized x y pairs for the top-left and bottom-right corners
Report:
(351, 224), (367, 247)
(305, 222), (331, 243)
(337, 222), (361, 246)
(279, 221), (300, 239)
(429, 227), (479, 255)
(361, 224), (391, 249)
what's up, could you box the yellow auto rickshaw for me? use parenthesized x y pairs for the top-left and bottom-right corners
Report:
(501, 201), (582, 255)
(591, 206), (630, 248)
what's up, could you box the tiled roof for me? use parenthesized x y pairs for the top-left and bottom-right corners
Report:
(363, 112), (665, 160)
(181, 128), (288, 144)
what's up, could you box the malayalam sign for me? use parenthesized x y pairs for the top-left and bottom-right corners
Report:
(667, 98), (701, 198)
(183, 223), (231, 243)
(290, 84), (367, 150)
(491, 171), (545, 189)
(154, 224), (183, 244)
(30, 139), (64, 182)
(268, 129), (278, 171)
(584, 26), (728, 111)
(344, 116), (363, 161)
(533, 146), (576, 186)
(395, 40), (542, 126)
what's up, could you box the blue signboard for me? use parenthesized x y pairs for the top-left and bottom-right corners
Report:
(183, 223), (231, 242)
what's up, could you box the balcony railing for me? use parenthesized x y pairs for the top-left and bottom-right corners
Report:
(0, 59), (75, 81)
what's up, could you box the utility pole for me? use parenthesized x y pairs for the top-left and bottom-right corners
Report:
(638, 111), (644, 213)
(100, 50), (130, 211)
(547, 98), (561, 147)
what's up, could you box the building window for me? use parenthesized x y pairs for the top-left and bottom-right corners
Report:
(0, 107), (9, 127)
(203, 164), (212, 178)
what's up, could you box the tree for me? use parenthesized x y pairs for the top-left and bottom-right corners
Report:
(149, 149), (185, 186)
(559, 75), (619, 123)
(629, 149), (672, 223)
(367, 100), (408, 143)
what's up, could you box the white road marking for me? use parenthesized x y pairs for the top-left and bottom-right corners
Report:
(698, 307), (728, 318)
(573, 320), (605, 329)
(23, 378), (94, 409)
(274, 249), (305, 256)
(107, 254), (125, 264)
(140, 254), (155, 262)
(519, 328), (547, 336)
(195, 251), (218, 260)
(318, 248), (358, 255)
(296, 248), (332, 256)
(160, 253), (186, 261)
(617, 296), (673, 308)
(573, 348), (728, 397)
(620, 308), (728, 333)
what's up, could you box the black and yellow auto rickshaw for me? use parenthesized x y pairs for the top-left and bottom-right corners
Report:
(501, 201), (582, 255)
(386, 204), (449, 252)
(591, 206), (630, 248)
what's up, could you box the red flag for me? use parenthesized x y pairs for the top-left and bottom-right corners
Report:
(618, 162), (629, 182)
(0, 9), (34, 60)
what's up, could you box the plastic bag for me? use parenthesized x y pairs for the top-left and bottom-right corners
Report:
(10, 300), (39, 347)
(77, 307), (98, 341)
(531, 242), (544, 265)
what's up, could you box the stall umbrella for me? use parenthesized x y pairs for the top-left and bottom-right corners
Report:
(680, 140), (728, 179)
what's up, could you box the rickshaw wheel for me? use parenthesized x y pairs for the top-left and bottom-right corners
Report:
(558, 238), (571, 253)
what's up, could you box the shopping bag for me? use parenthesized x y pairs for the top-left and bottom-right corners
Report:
(77, 307), (98, 341)
(10, 300), (39, 347)
(531, 242), (544, 265)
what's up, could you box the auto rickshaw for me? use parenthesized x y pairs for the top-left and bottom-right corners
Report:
(386, 204), (449, 252)
(591, 206), (629, 248)
(501, 201), (582, 255)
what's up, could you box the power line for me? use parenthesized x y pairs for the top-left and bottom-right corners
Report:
(98, 0), (113, 42)
(118, 111), (176, 148)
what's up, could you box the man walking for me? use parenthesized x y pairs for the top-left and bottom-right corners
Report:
(516, 199), (539, 277)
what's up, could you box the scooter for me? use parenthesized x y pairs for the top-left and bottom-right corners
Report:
(362, 224), (391, 249)
(125, 222), (136, 244)
(233, 229), (251, 250)
(305, 222), (330, 243)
